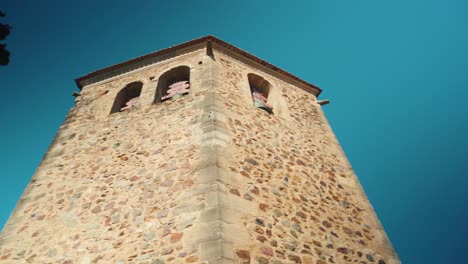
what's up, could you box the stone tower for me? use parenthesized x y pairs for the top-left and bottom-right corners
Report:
(0, 36), (399, 264)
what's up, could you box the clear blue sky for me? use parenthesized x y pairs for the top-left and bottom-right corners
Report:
(1, 1), (467, 263)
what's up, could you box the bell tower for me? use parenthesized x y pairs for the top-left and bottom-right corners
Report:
(0, 36), (399, 264)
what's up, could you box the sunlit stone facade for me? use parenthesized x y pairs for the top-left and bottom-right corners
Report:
(0, 36), (399, 264)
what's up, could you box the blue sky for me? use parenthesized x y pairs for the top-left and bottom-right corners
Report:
(1, 1), (467, 263)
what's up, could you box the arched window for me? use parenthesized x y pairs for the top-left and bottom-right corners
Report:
(155, 66), (190, 103)
(110, 81), (143, 114)
(248, 73), (273, 114)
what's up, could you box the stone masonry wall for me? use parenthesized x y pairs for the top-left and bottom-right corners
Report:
(0, 46), (399, 264)
(209, 50), (399, 264)
(0, 48), (222, 263)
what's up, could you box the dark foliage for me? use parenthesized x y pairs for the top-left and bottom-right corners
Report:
(0, 10), (11, 66)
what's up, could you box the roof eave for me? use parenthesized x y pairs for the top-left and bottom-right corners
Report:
(74, 36), (322, 96)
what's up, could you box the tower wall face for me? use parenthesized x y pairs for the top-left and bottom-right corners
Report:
(0, 46), (399, 264)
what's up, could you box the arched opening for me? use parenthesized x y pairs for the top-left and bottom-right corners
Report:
(248, 73), (273, 114)
(155, 66), (191, 103)
(110, 81), (143, 114)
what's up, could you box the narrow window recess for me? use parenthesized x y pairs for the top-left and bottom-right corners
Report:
(155, 66), (190, 103)
(248, 73), (273, 114)
(110, 81), (143, 114)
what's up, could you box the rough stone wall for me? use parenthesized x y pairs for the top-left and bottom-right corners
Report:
(207, 50), (399, 264)
(0, 48), (220, 263)
(0, 46), (399, 264)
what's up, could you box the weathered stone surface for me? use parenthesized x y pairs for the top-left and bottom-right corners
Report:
(0, 37), (399, 264)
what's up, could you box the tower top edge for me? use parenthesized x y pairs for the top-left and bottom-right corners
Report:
(74, 35), (322, 96)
